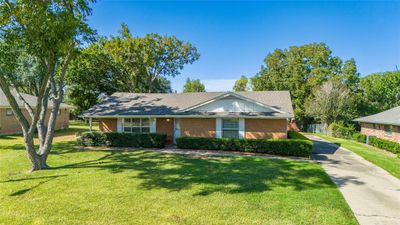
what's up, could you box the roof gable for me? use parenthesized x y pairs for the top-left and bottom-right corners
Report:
(182, 92), (287, 114)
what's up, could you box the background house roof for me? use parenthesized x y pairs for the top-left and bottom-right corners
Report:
(354, 106), (400, 126)
(81, 91), (294, 118)
(0, 89), (73, 109)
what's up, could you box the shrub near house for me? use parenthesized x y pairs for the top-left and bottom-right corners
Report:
(176, 131), (313, 157)
(77, 131), (313, 157)
(77, 132), (167, 148)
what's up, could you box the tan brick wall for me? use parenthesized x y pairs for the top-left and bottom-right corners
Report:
(99, 118), (118, 132)
(156, 118), (174, 144)
(0, 108), (70, 134)
(361, 122), (400, 143)
(180, 118), (216, 138)
(245, 119), (287, 139)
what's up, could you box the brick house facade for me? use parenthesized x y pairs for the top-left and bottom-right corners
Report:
(99, 117), (288, 144)
(0, 90), (72, 135)
(84, 91), (294, 144)
(0, 108), (71, 135)
(360, 122), (400, 143)
(354, 106), (400, 143)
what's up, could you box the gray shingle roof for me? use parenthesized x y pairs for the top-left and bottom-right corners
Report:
(354, 106), (400, 126)
(81, 91), (294, 118)
(0, 89), (73, 109)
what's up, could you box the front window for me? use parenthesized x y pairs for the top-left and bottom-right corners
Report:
(384, 125), (392, 136)
(222, 119), (239, 138)
(123, 118), (150, 133)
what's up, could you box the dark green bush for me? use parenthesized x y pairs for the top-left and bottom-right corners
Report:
(76, 132), (110, 147)
(176, 137), (313, 157)
(369, 137), (400, 155)
(288, 131), (308, 140)
(352, 133), (367, 143)
(77, 132), (166, 148)
(328, 122), (355, 139)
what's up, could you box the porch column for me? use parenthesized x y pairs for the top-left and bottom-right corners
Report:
(89, 117), (93, 132)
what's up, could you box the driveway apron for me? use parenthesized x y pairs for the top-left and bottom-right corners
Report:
(308, 135), (400, 225)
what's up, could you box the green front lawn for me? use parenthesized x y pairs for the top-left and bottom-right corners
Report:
(312, 133), (400, 179)
(0, 123), (357, 225)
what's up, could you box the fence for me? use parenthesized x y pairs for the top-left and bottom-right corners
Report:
(307, 123), (328, 134)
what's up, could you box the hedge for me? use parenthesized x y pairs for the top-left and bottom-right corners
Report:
(352, 133), (367, 143)
(369, 137), (400, 155)
(328, 122), (355, 139)
(176, 135), (313, 157)
(77, 132), (166, 148)
(350, 132), (400, 155)
(288, 131), (309, 140)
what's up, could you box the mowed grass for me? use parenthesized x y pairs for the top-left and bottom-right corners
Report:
(0, 122), (357, 225)
(312, 133), (400, 179)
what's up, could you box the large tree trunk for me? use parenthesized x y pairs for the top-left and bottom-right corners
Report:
(23, 133), (45, 172)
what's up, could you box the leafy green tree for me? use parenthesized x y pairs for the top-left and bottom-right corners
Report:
(0, 0), (94, 171)
(251, 43), (359, 126)
(66, 24), (198, 113)
(103, 24), (199, 93)
(233, 75), (249, 91)
(358, 71), (400, 115)
(305, 80), (357, 125)
(65, 44), (119, 116)
(183, 78), (205, 93)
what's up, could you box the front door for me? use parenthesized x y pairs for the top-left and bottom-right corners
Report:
(173, 119), (180, 144)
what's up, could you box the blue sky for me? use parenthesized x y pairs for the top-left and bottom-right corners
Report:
(88, 0), (400, 92)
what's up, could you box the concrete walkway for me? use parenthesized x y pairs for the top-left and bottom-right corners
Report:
(308, 135), (400, 225)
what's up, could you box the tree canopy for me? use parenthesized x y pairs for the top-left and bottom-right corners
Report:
(183, 78), (205, 93)
(251, 43), (360, 126)
(305, 80), (357, 125)
(233, 75), (249, 91)
(66, 24), (199, 115)
(358, 71), (400, 115)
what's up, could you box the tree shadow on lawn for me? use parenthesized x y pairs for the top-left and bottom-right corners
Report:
(54, 150), (338, 196)
(1, 175), (68, 196)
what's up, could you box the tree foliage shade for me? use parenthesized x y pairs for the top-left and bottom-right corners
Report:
(183, 78), (206, 93)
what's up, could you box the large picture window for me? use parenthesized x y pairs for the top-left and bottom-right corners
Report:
(123, 118), (150, 133)
(222, 119), (239, 138)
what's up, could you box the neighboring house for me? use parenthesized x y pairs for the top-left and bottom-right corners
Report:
(354, 106), (400, 143)
(81, 91), (294, 144)
(0, 89), (72, 135)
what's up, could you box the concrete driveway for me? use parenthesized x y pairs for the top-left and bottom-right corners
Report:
(308, 135), (400, 225)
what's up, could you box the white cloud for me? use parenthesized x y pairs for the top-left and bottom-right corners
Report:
(202, 79), (236, 92)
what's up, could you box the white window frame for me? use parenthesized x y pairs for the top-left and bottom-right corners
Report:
(222, 118), (240, 138)
(123, 118), (151, 133)
(6, 108), (13, 116)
